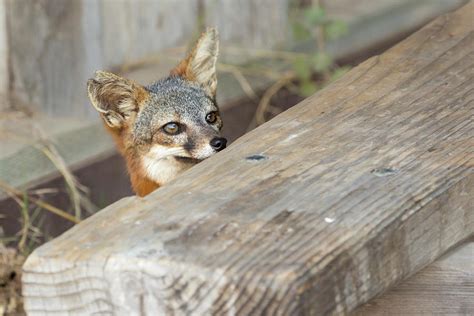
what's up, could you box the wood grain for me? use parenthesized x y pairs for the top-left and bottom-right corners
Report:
(22, 2), (474, 315)
(0, 0), (8, 111)
(355, 240), (474, 315)
(5, 0), (290, 118)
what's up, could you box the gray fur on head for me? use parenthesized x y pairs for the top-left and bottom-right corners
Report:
(86, 28), (224, 196)
(87, 28), (223, 162)
(132, 76), (220, 144)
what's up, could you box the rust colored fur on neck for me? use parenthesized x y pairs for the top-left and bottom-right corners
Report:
(104, 124), (160, 197)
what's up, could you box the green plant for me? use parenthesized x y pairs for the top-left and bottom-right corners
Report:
(290, 1), (350, 96)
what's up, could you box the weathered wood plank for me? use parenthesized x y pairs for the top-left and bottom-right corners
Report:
(356, 240), (474, 315)
(22, 2), (474, 315)
(5, 0), (199, 118)
(0, 0), (8, 111)
(4, 0), (291, 118)
(204, 0), (288, 63)
(4, 0), (465, 118)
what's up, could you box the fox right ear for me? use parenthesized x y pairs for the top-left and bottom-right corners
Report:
(87, 71), (149, 128)
(171, 28), (219, 98)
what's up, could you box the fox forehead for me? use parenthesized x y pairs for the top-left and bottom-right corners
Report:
(133, 76), (217, 140)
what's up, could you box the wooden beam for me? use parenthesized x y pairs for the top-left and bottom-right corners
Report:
(356, 240), (474, 315)
(22, 2), (473, 315)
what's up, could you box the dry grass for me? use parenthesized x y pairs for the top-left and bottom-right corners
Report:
(0, 115), (89, 257)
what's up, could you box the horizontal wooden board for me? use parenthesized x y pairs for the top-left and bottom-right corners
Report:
(356, 240), (474, 315)
(22, 2), (474, 315)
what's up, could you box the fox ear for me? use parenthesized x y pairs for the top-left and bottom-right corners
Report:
(87, 71), (149, 128)
(171, 28), (219, 98)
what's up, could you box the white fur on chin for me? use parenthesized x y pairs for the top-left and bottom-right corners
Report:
(142, 144), (216, 184)
(142, 156), (184, 185)
(142, 145), (187, 184)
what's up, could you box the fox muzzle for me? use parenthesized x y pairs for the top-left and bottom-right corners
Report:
(210, 137), (227, 151)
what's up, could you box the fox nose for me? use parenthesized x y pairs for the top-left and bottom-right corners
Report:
(210, 137), (227, 151)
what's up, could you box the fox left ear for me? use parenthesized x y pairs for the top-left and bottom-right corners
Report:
(87, 71), (149, 129)
(171, 28), (219, 98)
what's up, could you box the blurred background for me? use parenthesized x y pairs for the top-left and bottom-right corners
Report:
(0, 0), (468, 313)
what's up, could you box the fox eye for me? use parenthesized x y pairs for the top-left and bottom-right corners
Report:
(206, 112), (218, 124)
(162, 122), (180, 135)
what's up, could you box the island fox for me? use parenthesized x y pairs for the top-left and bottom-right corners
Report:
(87, 28), (226, 197)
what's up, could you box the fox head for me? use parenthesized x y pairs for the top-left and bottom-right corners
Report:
(87, 28), (226, 197)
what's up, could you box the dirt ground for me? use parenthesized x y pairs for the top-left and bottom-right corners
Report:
(0, 245), (24, 316)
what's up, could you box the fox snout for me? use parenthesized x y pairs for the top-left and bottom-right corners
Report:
(210, 137), (227, 151)
(185, 134), (227, 161)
